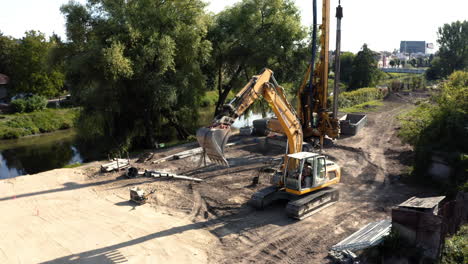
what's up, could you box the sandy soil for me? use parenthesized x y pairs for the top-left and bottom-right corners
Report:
(0, 92), (437, 264)
(0, 167), (219, 264)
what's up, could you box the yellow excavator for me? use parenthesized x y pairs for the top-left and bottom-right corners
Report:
(196, 0), (343, 219)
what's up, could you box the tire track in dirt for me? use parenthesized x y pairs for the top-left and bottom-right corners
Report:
(229, 202), (377, 264)
(214, 100), (414, 264)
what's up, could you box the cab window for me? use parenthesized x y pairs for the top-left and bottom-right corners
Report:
(317, 157), (326, 179)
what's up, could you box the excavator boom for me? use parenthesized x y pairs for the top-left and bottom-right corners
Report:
(197, 69), (303, 167)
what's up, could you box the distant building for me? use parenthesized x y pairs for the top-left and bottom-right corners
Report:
(400, 41), (426, 54)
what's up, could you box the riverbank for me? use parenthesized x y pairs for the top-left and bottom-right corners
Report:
(0, 164), (218, 263)
(0, 108), (79, 139)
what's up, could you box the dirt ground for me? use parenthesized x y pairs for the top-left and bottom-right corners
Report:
(0, 92), (438, 264)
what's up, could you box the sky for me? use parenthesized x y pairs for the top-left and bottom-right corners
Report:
(0, 0), (466, 53)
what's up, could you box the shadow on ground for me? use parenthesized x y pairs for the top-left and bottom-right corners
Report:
(40, 201), (295, 264)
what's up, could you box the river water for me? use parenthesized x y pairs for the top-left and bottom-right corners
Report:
(0, 110), (271, 178)
(0, 130), (84, 179)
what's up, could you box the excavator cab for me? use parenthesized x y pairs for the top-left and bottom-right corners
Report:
(283, 152), (340, 193)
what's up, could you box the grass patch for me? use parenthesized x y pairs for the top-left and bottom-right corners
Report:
(0, 108), (80, 139)
(63, 162), (82, 168)
(337, 87), (386, 109)
(200, 90), (236, 107)
(341, 100), (384, 113)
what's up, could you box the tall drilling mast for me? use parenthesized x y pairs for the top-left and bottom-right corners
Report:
(297, 0), (339, 147)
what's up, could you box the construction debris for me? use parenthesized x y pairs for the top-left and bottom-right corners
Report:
(331, 219), (391, 252)
(152, 148), (203, 164)
(136, 152), (154, 163)
(145, 170), (204, 182)
(129, 187), (156, 204)
(126, 167), (142, 178)
(101, 158), (130, 172)
(328, 249), (358, 264)
(152, 142), (236, 164)
(126, 167), (203, 182)
(397, 196), (445, 215)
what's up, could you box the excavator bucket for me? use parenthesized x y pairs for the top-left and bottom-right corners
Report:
(196, 127), (231, 167)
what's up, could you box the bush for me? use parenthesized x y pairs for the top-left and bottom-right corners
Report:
(0, 108), (79, 139)
(11, 99), (27, 113)
(11, 95), (47, 113)
(25, 95), (47, 112)
(441, 224), (468, 264)
(397, 71), (468, 189)
(337, 87), (386, 109)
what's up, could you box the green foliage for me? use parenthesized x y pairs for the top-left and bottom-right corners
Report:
(441, 224), (468, 264)
(337, 87), (386, 109)
(379, 73), (426, 92)
(6, 31), (65, 97)
(427, 20), (468, 80)
(349, 44), (384, 90)
(0, 108), (79, 139)
(63, 162), (82, 168)
(340, 100), (383, 113)
(207, 0), (308, 113)
(339, 52), (355, 84)
(10, 95), (48, 113)
(398, 71), (468, 188)
(397, 103), (436, 146)
(0, 32), (17, 74)
(61, 0), (212, 151)
(10, 99), (28, 113)
(26, 95), (47, 112)
(200, 90), (236, 107)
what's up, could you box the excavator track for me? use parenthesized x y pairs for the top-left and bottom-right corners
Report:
(250, 186), (293, 209)
(286, 187), (339, 220)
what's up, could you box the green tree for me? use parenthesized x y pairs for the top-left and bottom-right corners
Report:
(207, 0), (308, 115)
(427, 20), (468, 80)
(60, 0), (211, 151)
(9, 31), (64, 97)
(339, 52), (355, 84)
(426, 57), (444, 80)
(349, 44), (383, 90)
(389, 60), (395, 68)
(417, 57), (424, 67)
(0, 32), (17, 76)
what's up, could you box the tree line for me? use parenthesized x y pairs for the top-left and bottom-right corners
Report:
(0, 31), (64, 97)
(0, 0), (464, 154)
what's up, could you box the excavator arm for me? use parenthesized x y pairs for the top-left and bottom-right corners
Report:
(197, 68), (303, 167)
